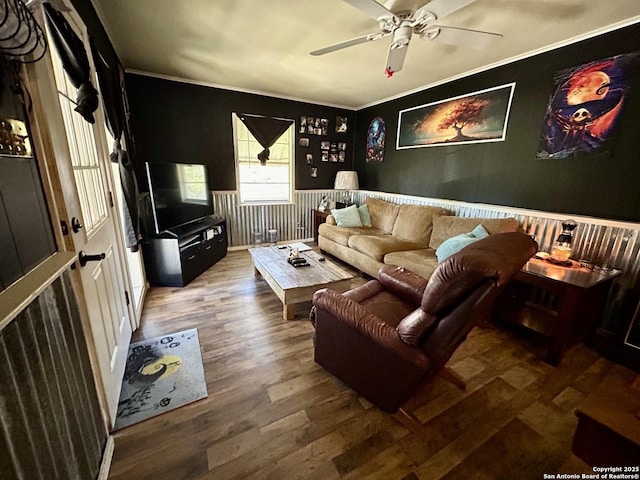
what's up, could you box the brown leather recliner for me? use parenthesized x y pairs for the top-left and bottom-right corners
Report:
(311, 232), (537, 415)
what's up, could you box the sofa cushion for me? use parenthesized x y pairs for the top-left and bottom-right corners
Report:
(392, 204), (448, 246)
(318, 223), (385, 246)
(435, 224), (489, 263)
(365, 197), (400, 233)
(349, 235), (422, 262)
(358, 205), (372, 227)
(331, 204), (362, 227)
(429, 216), (520, 249)
(359, 290), (417, 328)
(383, 249), (440, 280)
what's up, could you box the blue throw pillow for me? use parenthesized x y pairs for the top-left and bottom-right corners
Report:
(435, 224), (489, 262)
(358, 205), (372, 227)
(332, 204), (363, 227)
(470, 224), (489, 239)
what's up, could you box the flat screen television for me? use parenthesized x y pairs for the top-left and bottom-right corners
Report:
(145, 162), (213, 234)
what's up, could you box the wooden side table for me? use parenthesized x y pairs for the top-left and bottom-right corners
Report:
(494, 257), (621, 365)
(313, 209), (330, 244)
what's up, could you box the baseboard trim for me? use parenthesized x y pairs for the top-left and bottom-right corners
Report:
(98, 435), (115, 480)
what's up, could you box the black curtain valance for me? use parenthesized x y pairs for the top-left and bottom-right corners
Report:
(43, 3), (98, 123)
(238, 114), (292, 165)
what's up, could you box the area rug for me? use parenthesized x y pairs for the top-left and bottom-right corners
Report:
(114, 328), (207, 430)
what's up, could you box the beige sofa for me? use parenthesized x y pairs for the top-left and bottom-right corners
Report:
(318, 197), (520, 279)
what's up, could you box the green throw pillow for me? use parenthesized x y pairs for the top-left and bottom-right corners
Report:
(435, 224), (489, 262)
(358, 205), (372, 227)
(332, 204), (363, 227)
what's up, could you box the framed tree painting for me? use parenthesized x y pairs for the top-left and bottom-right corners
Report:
(396, 83), (515, 149)
(536, 52), (640, 159)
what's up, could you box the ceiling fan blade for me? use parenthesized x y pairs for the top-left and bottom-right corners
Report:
(343, 0), (396, 21)
(414, 0), (475, 21)
(422, 26), (502, 49)
(385, 43), (408, 75)
(310, 32), (390, 56)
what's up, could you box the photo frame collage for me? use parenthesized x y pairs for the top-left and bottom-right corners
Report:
(299, 116), (348, 178)
(299, 116), (329, 136)
(321, 141), (347, 163)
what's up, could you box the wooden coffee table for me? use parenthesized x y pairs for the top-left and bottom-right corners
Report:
(248, 245), (355, 320)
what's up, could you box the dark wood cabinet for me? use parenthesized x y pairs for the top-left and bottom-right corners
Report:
(142, 217), (227, 287)
(313, 209), (330, 244)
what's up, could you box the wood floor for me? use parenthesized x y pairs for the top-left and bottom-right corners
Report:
(108, 249), (636, 480)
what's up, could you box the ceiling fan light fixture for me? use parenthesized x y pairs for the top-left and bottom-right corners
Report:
(393, 25), (413, 46)
(420, 27), (441, 41)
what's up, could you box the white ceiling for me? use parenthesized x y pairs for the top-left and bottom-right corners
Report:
(91, 0), (640, 110)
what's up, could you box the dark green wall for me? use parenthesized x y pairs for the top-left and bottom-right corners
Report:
(355, 22), (640, 222)
(125, 74), (356, 191)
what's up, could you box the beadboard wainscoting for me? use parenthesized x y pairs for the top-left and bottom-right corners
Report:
(212, 189), (640, 354)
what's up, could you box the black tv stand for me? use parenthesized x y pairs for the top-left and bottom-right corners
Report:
(179, 234), (201, 249)
(142, 216), (228, 287)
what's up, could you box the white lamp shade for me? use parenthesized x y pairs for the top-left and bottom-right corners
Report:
(334, 171), (359, 190)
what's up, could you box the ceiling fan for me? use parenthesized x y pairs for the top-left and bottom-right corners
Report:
(310, 0), (502, 77)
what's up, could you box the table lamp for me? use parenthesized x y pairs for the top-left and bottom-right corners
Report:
(334, 171), (359, 206)
(551, 219), (577, 263)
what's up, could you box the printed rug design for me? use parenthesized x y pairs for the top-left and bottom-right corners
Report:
(114, 328), (207, 430)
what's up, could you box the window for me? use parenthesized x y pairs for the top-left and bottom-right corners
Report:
(233, 113), (294, 204)
(49, 23), (107, 234)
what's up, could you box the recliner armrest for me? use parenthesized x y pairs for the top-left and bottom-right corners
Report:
(342, 279), (384, 304)
(377, 265), (428, 306)
(312, 288), (430, 369)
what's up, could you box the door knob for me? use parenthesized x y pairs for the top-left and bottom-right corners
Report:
(78, 251), (105, 267)
(71, 217), (83, 233)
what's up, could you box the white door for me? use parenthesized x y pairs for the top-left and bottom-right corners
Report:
(28, 10), (131, 427)
(105, 128), (147, 329)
